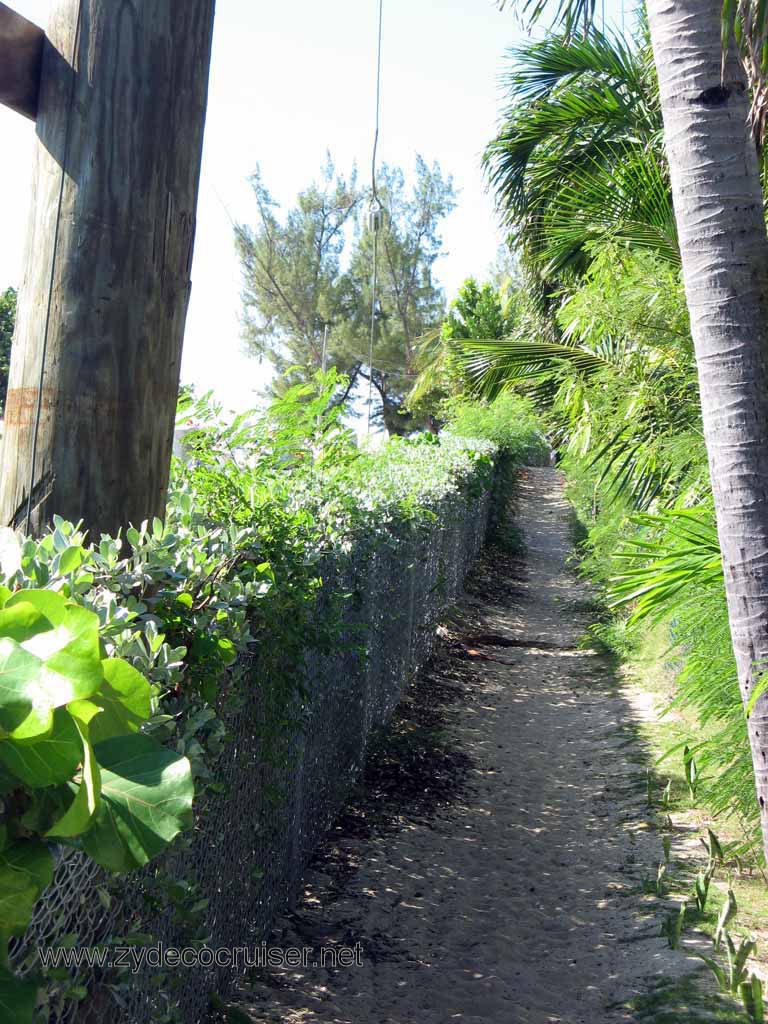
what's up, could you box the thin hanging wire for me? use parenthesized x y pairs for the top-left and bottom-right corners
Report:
(366, 0), (384, 436)
(366, 233), (379, 434)
(370, 0), (383, 207)
(25, 0), (84, 533)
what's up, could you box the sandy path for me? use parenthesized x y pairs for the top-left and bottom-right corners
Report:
(235, 468), (703, 1024)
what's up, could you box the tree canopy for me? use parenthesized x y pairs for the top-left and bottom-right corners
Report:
(235, 155), (455, 433)
(0, 287), (16, 416)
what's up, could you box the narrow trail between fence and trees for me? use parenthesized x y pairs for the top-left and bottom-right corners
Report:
(234, 467), (704, 1024)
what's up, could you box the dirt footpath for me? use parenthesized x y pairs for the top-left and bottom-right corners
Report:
(232, 468), (708, 1024)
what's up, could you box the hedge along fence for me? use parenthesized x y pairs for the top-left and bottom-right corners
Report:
(0, 377), (548, 1023)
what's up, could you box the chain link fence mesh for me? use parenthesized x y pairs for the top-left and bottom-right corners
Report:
(13, 475), (499, 1023)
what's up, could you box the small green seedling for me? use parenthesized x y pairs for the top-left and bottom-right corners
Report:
(696, 950), (728, 992)
(683, 746), (699, 801)
(695, 931), (754, 995)
(725, 931), (757, 993)
(656, 861), (667, 897)
(714, 889), (738, 952)
(661, 902), (686, 949)
(694, 868), (713, 914)
(740, 974), (765, 1024)
(700, 827), (725, 870)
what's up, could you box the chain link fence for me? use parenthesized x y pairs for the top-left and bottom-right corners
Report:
(13, 471), (501, 1023)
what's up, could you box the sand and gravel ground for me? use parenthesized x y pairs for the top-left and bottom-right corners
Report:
(231, 468), (721, 1024)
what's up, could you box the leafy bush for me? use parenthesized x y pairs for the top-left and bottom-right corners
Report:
(446, 394), (550, 465)
(0, 587), (192, 1019)
(0, 373), (545, 1018)
(607, 507), (758, 849)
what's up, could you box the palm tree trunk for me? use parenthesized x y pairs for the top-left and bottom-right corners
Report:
(647, 0), (768, 856)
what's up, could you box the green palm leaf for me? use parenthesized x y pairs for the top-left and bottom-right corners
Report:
(461, 337), (614, 393)
(485, 27), (667, 275)
(609, 509), (722, 621)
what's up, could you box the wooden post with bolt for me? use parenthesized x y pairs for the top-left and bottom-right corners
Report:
(0, 0), (216, 537)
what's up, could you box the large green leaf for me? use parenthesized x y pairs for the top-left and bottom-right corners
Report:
(46, 703), (102, 839)
(0, 966), (37, 1024)
(0, 762), (17, 796)
(83, 734), (193, 872)
(0, 596), (104, 740)
(89, 659), (152, 744)
(5, 589), (66, 626)
(0, 639), (54, 740)
(0, 707), (81, 787)
(21, 603), (103, 696)
(0, 602), (54, 644)
(0, 839), (54, 936)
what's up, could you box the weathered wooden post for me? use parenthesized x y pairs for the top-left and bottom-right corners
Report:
(0, 0), (216, 537)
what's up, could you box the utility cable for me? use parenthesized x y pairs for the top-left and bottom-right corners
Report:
(366, 230), (379, 434)
(366, 0), (384, 435)
(370, 0), (383, 208)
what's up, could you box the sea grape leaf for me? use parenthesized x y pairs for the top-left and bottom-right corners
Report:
(0, 966), (37, 1024)
(0, 602), (54, 644)
(0, 597), (104, 739)
(89, 659), (152, 744)
(5, 589), (67, 626)
(46, 710), (101, 839)
(58, 546), (82, 575)
(0, 761), (15, 796)
(0, 639), (53, 739)
(19, 788), (69, 834)
(0, 707), (81, 787)
(0, 839), (54, 935)
(21, 604), (102, 695)
(83, 734), (193, 872)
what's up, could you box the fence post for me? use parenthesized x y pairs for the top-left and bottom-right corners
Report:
(0, 0), (216, 537)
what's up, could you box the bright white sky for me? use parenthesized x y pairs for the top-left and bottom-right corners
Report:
(0, 0), (628, 414)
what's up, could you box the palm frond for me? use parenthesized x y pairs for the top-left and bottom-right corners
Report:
(499, 29), (653, 107)
(458, 337), (616, 400)
(609, 509), (722, 621)
(485, 27), (667, 278)
(498, 0), (597, 37)
(533, 143), (678, 272)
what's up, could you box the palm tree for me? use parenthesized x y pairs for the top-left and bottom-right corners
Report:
(496, 0), (768, 864)
(645, 0), (768, 860)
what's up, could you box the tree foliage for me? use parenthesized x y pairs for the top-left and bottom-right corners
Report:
(0, 288), (16, 417)
(235, 156), (455, 432)
(236, 157), (360, 393)
(484, 27), (672, 278)
(408, 276), (518, 425)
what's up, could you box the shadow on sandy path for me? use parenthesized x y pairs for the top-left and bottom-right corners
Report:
(222, 468), (732, 1024)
